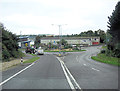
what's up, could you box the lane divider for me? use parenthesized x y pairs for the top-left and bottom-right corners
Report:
(63, 61), (82, 90)
(0, 63), (35, 86)
(60, 60), (75, 90)
(57, 57), (82, 91)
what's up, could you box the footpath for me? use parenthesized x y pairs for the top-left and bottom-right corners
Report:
(1, 53), (34, 71)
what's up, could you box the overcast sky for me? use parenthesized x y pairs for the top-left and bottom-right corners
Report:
(0, 0), (119, 35)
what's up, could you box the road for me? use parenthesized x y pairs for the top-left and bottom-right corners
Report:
(61, 46), (118, 89)
(1, 46), (119, 91)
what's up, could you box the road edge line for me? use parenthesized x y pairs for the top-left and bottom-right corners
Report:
(0, 63), (35, 86)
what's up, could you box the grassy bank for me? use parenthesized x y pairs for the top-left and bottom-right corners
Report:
(23, 57), (40, 63)
(28, 53), (37, 56)
(101, 45), (107, 49)
(44, 50), (86, 52)
(91, 53), (120, 66)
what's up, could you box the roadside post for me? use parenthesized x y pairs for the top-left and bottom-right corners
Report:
(20, 57), (23, 64)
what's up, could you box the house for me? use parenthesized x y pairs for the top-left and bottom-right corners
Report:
(18, 36), (31, 48)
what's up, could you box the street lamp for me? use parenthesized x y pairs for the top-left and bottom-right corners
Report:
(52, 24), (67, 56)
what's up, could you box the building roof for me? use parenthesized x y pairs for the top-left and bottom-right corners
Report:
(41, 37), (100, 40)
(19, 36), (29, 39)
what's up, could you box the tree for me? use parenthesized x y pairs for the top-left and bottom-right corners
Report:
(1, 23), (21, 61)
(107, 1), (120, 43)
(107, 1), (120, 57)
(86, 30), (94, 36)
(97, 29), (106, 43)
(34, 35), (41, 48)
(61, 39), (67, 46)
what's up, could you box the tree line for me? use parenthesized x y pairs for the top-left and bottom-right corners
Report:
(66, 29), (106, 43)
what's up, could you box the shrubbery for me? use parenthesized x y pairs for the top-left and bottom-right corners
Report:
(1, 23), (25, 62)
(101, 49), (105, 54)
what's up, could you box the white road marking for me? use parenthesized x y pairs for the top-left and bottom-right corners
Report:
(57, 57), (82, 91)
(89, 56), (91, 58)
(83, 64), (87, 66)
(63, 62), (82, 91)
(0, 63), (35, 86)
(76, 56), (79, 61)
(92, 68), (100, 71)
(76, 57), (78, 61)
(57, 57), (75, 91)
(61, 60), (75, 90)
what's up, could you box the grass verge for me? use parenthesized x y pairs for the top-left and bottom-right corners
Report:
(23, 57), (40, 63)
(28, 53), (37, 56)
(102, 45), (107, 49)
(91, 53), (120, 66)
(44, 50), (86, 52)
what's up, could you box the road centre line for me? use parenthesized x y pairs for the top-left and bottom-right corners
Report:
(0, 63), (35, 86)
(57, 57), (82, 91)
(57, 57), (75, 90)
(92, 68), (100, 71)
(60, 60), (75, 90)
(63, 62), (82, 90)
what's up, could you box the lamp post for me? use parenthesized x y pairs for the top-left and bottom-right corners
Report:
(52, 24), (67, 56)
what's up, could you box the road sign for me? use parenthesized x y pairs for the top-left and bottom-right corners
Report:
(25, 43), (28, 46)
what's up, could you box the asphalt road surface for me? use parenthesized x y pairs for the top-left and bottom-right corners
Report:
(61, 46), (119, 89)
(1, 46), (119, 91)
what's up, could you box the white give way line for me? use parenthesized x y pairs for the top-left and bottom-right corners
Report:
(57, 57), (82, 91)
(92, 68), (100, 71)
(0, 63), (35, 86)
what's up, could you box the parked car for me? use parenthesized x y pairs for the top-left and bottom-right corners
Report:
(25, 47), (36, 54)
(36, 47), (44, 55)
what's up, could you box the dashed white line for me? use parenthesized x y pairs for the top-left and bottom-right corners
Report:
(83, 64), (87, 66)
(0, 63), (35, 86)
(92, 68), (100, 71)
(76, 56), (79, 61)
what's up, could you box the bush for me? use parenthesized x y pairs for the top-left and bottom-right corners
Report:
(2, 24), (20, 61)
(2, 49), (10, 61)
(18, 50), (25, 57)
(73, 47), (79, 50)
(101, 50), (105, 54)
(113, 49), (120, 58)
(64, 46), (69, 49)
(10, 50), (19, 58)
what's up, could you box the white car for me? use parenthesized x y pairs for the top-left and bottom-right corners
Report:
(36, 47), (44, 55)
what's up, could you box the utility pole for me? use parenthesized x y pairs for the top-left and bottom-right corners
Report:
(52, 24), (67, 56)
(20, 31), (22, 48)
